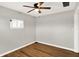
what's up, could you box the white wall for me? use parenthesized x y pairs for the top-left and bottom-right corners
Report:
(0, 6), (35, 54)
(74, 5), (79, 52)
(78, 11), (79, 51)
(77, 6), (79, 52)
(74, 7), (79, 52)
(36, 10), (74, 50)
(77, 8), (79, 51)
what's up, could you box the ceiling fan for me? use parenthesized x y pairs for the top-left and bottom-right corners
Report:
(23, 2), (51, 13)
(23, 2), (69, 13)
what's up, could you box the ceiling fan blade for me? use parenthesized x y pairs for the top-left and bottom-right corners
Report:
(23, 5), (34, 8)
(39, 2), (44, 6)
(40, 7), (51, 9)
(27, 9), (35, 13)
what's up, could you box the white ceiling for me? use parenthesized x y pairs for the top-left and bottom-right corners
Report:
(0, 2), (76, 17)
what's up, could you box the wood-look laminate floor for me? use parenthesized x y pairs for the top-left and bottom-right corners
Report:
(3, 42), (79, 57)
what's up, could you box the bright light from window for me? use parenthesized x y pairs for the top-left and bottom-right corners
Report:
(10, 19), (24, 29)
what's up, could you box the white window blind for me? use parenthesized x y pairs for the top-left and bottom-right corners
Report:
(10, 19), (24, 29)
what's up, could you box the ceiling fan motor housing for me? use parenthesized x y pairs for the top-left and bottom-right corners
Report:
(34, 3), (38, 8)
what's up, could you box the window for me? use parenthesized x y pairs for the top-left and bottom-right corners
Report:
(10, 19), (24, 29)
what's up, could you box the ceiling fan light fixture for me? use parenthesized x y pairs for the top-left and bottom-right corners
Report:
(35, 9), (39, 12)
(37, 3), (40, 7)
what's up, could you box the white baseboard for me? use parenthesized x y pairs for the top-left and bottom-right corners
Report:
(37, 41), (79, 53)
(0, 41), (35, 57)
